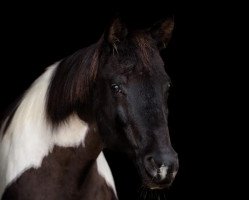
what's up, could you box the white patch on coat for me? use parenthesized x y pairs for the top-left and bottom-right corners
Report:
(0, 63), (89, 197)
(96, 152), (117, 198)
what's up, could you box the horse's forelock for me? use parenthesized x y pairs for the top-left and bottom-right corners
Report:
(132, 32), (155, 68)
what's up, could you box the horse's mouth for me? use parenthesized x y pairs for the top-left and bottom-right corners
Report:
(148, 184), (167, 190)
(145, 180), (173, 190)
(142, 171), (176, 190)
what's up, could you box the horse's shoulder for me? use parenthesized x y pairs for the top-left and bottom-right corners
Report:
(1, 147), (117, 200)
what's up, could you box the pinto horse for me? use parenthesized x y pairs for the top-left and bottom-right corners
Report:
(0, 18), (178, 200)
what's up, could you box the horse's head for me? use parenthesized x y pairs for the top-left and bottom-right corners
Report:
(47, 17), (178, 190)
(94, 18), (178, 189)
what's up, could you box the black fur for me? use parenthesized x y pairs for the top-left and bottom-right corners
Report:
(46, 17), (178, 189)
(1, 17), (178, 199)
(46, 40), (105, 125)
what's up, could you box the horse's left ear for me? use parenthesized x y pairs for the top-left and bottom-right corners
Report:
(149, 17), (174, 50)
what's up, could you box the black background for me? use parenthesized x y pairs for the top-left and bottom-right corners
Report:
(0, 1), (235, 199)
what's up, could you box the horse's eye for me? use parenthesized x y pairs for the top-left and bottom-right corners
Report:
(111, 84), (121, 93)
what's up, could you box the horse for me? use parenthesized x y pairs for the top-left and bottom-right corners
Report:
(0, 17), (178, 200)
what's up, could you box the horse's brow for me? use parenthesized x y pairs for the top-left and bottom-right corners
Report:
(115, 64), (135, 74)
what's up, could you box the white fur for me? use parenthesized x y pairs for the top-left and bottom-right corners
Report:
(97, 152), (117, 197)
(159, 165), (168, 180)
(0, 63), (115, 198)
(172, 171), (178, 178)
(1, 64), (59, 196)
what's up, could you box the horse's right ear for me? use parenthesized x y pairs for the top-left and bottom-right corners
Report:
(105, 18), (128, 49)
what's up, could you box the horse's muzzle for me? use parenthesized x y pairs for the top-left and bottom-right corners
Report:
(143, 153), (179, 189)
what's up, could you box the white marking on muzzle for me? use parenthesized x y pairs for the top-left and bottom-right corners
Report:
(159, 165), (168, 180)
(172, 171), (178, 178)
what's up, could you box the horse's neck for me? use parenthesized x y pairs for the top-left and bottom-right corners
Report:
(0, 63), (103, 197)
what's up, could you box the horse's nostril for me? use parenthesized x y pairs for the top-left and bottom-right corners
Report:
(146, 156), (157, 167)
(144, 156), (167, 180)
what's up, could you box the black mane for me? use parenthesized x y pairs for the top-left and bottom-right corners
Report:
(46, 31), (156, 127)
(46, 37), (106, 126)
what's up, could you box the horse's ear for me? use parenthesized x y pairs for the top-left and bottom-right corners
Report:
(105, 18), (128, 48)
(149, 17), (174, 50)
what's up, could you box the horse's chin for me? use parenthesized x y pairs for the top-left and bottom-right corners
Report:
(144, 182), (170, 190)
(140, 171), (173, 190)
